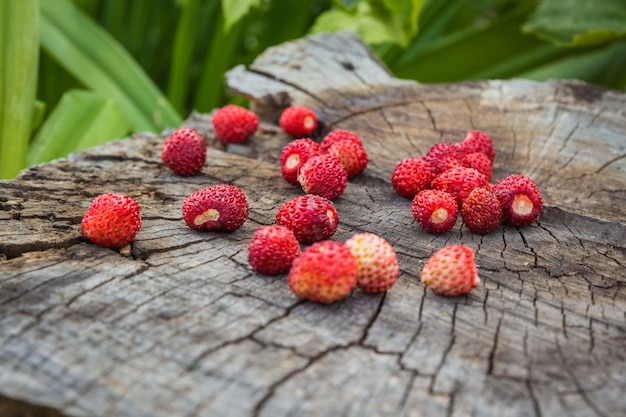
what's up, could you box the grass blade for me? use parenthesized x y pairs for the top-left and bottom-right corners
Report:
(0, 0), (39, 179)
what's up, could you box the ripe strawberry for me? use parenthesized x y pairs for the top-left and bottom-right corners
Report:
(493, 174), (543, 226)
(391, 157), (434, 198)
(276, 194), (338, 243)
(280, 138), (323, 186)
(421, 245), (480, 297)
(247, 225), (301, 275)
(425, 142), (466, 176)
(320, 130), (363, 152)
(297, 154), (348, 200)
(461, 187), (502, 235)
(344, 233), (399, 293)
(431, 166), (488, 206)
(81, 193), (141, 248)
(212, 104), (259, 144)
(182, 184), (248, 231)
(464, 152), (493, 182)
(325, 139), (368, 178)
(288, 240), (358, 304)
(412, 189), (458, 234)
(161, 128), (206, 176)
(459, 130), (495, 162)
(279, 105), (318, 138)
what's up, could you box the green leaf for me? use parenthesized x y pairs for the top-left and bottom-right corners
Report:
(0, 0), (39, 179)
(222, 0), (261, 32)
(27, 90), (132, 166)
(523, 0), (626, 46)
(40, 0), (181, 133)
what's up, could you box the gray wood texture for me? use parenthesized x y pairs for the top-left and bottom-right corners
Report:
(1, 31), (625, 417)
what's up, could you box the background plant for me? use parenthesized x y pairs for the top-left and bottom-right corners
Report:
(1, 0), (625, 179)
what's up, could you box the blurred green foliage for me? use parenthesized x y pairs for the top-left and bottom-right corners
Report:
(1, 0), (625, 179)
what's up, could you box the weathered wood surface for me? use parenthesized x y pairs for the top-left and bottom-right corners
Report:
(1, 31), (625, 417)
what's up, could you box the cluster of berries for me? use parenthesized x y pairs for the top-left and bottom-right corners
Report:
(391, 130), (543, 235)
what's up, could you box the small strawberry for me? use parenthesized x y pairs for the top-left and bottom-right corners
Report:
(212, 104), (259, 144)
(425, 142), (466, 176)
(297, 154), (348, 200)
(412, 189), (458, 234)
(461, 187), (501, 235)
(280, 138), (323, 186)
(344, 233), (399, 293)
(288, 240), (358, 304)
(81, 193), (141, 248)
(459, 130), (495, 162)
(320, 130), (363, 152)
(161, 128), (207, 176)
(464, 152), (493, 182)
(247, 225), (301, 275)
(182, 184), (248, 231)
(493, 174), (543, 226)
(431, 166), (488, 206)
(279, 105), (318, 138)
(391, 157), (434, 198)
(276, 194), (338, 243)
(325, 139), (368, 178)
(421, 245), (480, 297)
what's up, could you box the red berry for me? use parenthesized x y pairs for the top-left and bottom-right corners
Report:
(320, 130), (363, 152)
(431, 166), (488, 206)
(493, 174), (543, 226)
(459, 130), (495, 162)
(297, 154), (348, 200)
(425, 142), (466, 176)
(325, 139), (368, 178)
(81, 193), (141, 248)
(182, 184), (248, 231)
(280, 138), (323, 186)
(391, 157), (434, 198)
(212, 104), (259, 144)
(247, 225), (301, 275)
(288, 240), (358, 304)
(464, 152), (493, 183)
(461, 187), (502, 235)
(344, 233), (399, 293)
(161, 128), (206, 176)
(276, 194), (338, 244)
(279, 105), (318, 138)
(412, 189), (458, 234)
(421, 245), (480, 297)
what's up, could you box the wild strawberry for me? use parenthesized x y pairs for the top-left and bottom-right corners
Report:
(247, 225), (301, 275)
(279, 138), (323, 186)
(320, 130), (363, 152)
(276, 194), (338, 243)
(297, 154), (348, 200)
(182, 184), (248, 231)
(81, 193), (141, 248)
(325, 139), (368, 178)
(161, 128), (206, 176)
(459, 130), (495, 162)
(344, 233), (399, 293)
(493, 174), (543, 226)
(464, 152), (493, 182)
(461, 187), (501, 235)
(391, 157), (434, 198)
(212, 104), (259, 144)
(421, 245), (480, 297)
(412, 189), (458, 234)
(279, 105), (318, 138)
(431, 166), (488, 206)
(288, 240), (358, 304)
(425, 142), (466, 176)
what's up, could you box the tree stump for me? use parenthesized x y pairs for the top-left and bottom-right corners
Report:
(1, 31), (624, 417)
